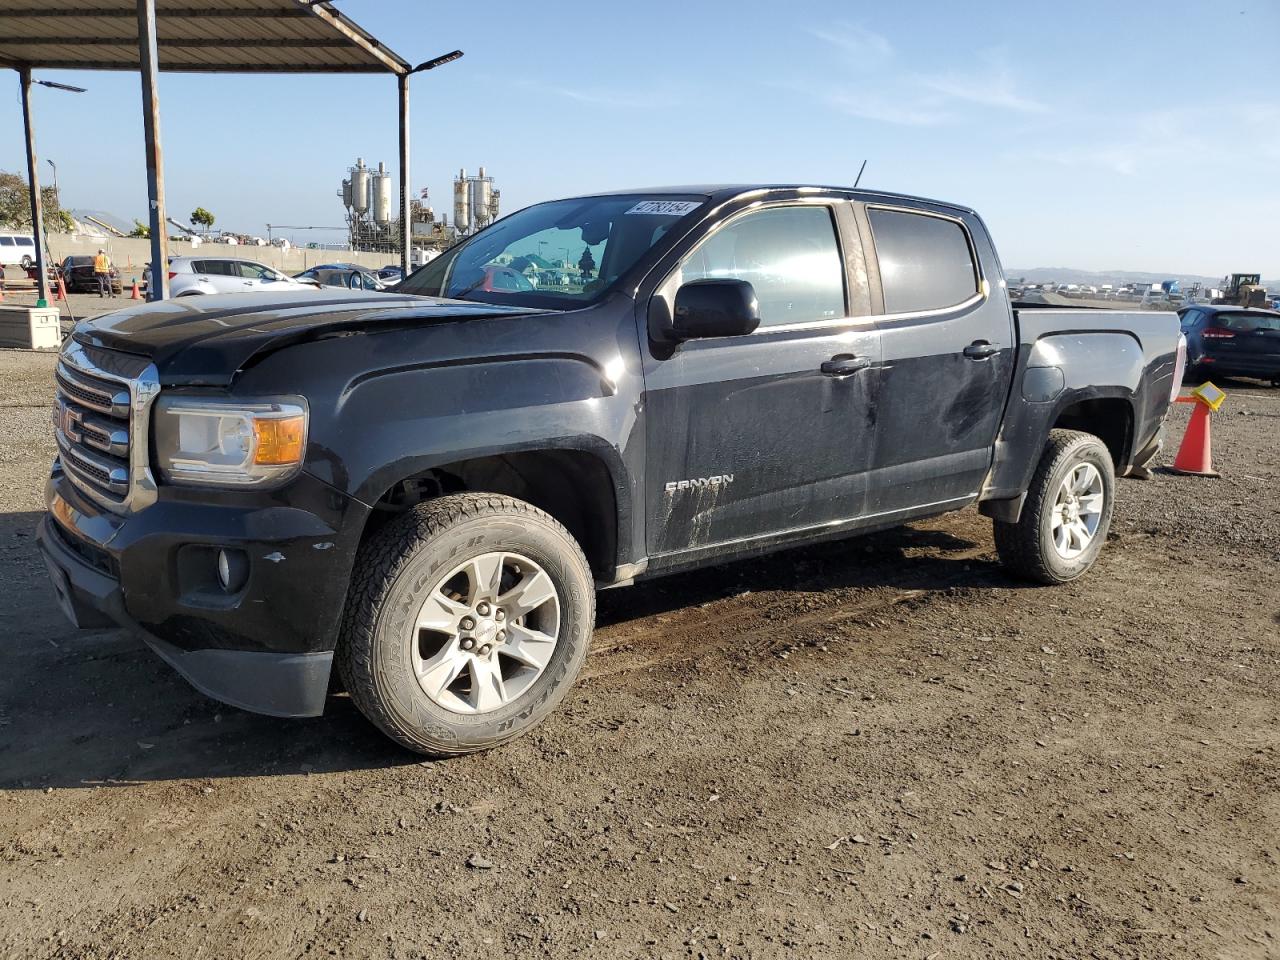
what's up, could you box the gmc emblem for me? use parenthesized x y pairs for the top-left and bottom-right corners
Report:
(57, 401), (84, 444)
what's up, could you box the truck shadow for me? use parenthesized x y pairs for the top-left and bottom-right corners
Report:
(2, 508), (1019, 789)
(597, 516), (1014, 629)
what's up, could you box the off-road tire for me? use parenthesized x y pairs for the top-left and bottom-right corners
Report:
(336, 493), (594, 756)
(994, 429), (1115, 585)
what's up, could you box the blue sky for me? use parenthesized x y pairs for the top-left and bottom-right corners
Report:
(4, 0), (1277, 276)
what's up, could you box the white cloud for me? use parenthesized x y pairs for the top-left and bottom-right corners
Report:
(916, 51), (1047, 114)
(517, 79), (662, 110)
(825, 91), (951, 127)
(806, 23), (894, 66)
(807, 27), (1045, 125)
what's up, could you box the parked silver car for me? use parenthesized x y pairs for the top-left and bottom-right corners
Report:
(146, 257), (321, 297)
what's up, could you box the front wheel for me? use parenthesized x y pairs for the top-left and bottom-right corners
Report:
(337, 493), (594, 756)
(994, 430), (1115, 584)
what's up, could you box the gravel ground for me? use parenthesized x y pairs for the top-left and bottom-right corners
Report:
(0, 343), (1277, 960)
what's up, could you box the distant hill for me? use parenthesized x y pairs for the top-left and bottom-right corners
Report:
(1009, 267), (1275, 290)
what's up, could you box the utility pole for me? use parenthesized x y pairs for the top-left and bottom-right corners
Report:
(18, 68), (49, 308)
(136, 0), (169, 300)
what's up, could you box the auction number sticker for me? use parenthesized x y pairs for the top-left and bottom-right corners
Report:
(625, 200), (702, 217)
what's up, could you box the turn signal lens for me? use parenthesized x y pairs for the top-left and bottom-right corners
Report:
(253, 415), (306, 465)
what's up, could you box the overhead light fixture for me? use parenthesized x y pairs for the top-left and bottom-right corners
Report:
(34, 79), (87, 93)
(410, 50), (464, 74)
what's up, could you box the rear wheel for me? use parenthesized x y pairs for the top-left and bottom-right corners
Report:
(20, 255), (32, 269)
(337, 493), (594, 756)
(994, 430), (1115, 584)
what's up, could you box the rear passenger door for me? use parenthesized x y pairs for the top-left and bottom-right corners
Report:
(861, 204), (1015, 515)
(641, 199), (881, 562)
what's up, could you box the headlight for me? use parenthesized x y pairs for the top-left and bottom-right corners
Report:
(153, 395), (308, 487)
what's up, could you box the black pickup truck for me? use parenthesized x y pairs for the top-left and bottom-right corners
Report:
(38, 185), (1185, 755)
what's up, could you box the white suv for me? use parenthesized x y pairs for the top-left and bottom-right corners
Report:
(149, 257), (322, 297)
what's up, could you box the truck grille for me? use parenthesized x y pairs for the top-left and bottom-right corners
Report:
(53, 342), (160, 514)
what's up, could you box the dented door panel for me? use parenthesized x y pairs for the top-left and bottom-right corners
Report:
(643, 324), (880, 559)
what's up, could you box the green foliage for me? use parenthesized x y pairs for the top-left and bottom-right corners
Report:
(190, 206), (216, 230)
(0, 170), (71, 233)
(128, 219), (151, 238)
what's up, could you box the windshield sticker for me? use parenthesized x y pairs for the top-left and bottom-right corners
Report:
(625, 200), (702, 217)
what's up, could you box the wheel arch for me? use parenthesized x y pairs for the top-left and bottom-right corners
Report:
(358, 447), (622, 581)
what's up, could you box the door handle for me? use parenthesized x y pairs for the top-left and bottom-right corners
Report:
(963, 340), (998, 360)
(820, 354), (871, 377)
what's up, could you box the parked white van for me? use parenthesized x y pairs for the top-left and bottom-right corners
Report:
(0, 232), (38, 268)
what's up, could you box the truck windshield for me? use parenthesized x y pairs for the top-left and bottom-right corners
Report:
(397, 194), (708, 308)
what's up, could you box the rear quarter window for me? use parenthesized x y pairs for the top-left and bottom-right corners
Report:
(1217, 312), (1280, 332)
(868, 208), (979, 315)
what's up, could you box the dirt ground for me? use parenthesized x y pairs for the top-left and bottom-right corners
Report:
(0, 334), (1277, 960)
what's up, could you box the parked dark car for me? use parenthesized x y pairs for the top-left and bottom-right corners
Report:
(1178, 305), (1280, 386)
(294, 264), (388, 291)
(376, 265), (404, 285)
(58, 256), (124, 295)
(39, 184), (1184, 757)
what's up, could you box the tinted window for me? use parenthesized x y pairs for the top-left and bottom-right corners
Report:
(1215, 312), (1280, 332)
(15, 236), (34, 247)
(677, 205), (846, 327)
(1179, 309), (1202, 330)
(0, 237), (14, 247)
(868, 208), (978, 314)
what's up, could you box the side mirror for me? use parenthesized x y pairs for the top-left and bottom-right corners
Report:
(671, 279), (760, 340)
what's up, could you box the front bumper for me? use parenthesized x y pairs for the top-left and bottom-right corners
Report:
(37, 464), (368, 717)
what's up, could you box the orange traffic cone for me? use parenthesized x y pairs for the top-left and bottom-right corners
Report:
(1170, 402), (1218, 477)
(130, 279), (141, 300)
(55, 277), (68, 302)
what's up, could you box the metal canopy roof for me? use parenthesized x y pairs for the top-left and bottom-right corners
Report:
(0, 0), (410, 75)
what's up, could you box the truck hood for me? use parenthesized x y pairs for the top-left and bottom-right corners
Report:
(72, 291), (547, 386)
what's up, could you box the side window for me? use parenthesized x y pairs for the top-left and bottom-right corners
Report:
(677, 205), (846, 327)
(1179, 309), (1201, 330)
(16, 237), (34, 248)
(0, 237), (14, 247)
(868, 208), (979, 315)
(234, 261), (269, 279)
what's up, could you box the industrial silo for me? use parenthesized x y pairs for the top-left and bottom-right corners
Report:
(372, 161), (393, 224)
(350, 158), (370, 214)
(453, 168), (471, 234)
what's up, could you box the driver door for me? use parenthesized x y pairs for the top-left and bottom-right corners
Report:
(641, 200), (881, 565)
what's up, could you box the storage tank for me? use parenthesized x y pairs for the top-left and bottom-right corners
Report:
(350, 158), (369, 214)
(453, 168), (471, 234)
(470, 171), (492, 230)
(372, 161), (393, 224)
(341, 178), (353, 209)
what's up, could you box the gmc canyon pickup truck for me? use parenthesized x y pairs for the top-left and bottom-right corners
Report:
(38, 185), (1185, 755)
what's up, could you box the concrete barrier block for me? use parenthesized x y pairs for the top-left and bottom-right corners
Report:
(0, 305), (63, 350)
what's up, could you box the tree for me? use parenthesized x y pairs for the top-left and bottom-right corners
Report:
(190, 206), (215, 234)
(128, 219), (150, 238)
(0, 170), (73, 233)
(578, 246), (596, 278)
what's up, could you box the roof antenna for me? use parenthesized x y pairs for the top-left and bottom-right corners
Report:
(853, 159), (867, 188)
